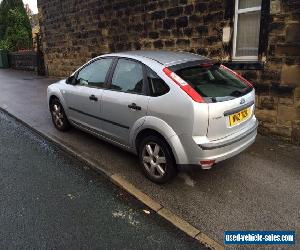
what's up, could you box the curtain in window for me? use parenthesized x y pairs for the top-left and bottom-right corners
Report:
(235, 0), (262, 58)
(236, 11), (261, 57)
(239, 0), (261, 9)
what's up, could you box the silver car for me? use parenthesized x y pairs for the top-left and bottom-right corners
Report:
(47, 51), (258, 183)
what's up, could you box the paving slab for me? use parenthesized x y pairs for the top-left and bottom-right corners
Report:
(1, 69), (299, 247)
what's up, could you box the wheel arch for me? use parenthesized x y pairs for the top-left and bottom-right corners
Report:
(47, 86), (68, 113)
(48, 94), (67, 112)
(133, 117), (189, 164)
(135, 128), (167, 153)
(49, 95), (59, 106)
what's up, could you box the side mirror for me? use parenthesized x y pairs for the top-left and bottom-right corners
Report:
(66, 75), (77, 85)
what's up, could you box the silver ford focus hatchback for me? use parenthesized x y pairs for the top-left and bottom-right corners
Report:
(47, 51), (258, 183)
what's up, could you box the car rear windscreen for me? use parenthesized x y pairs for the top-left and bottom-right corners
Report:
(175, 64), (253, 103)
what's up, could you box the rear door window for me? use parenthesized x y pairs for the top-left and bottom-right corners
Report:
(175, 64), (252, 102)
(110, 59), (144, 94)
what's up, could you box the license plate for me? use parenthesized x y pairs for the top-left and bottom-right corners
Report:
(229, 108), (251, 126)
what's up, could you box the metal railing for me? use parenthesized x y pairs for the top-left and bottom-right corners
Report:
(8, 51), (37, 71)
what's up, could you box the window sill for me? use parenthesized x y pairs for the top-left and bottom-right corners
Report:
(222, 61), (264, 70)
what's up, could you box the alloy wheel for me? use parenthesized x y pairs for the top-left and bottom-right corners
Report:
(142, 142), (167, 178)
(52, 104), (64, 128)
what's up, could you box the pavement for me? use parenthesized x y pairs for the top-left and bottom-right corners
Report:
(0, 110), (206, 249)
(0, 69), (299, 248)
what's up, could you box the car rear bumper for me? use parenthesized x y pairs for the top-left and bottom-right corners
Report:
(198, 119), (258, 151)
(174, 118), (258, 167)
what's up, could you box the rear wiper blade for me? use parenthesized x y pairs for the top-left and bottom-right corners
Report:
(229, 90), (243, 97)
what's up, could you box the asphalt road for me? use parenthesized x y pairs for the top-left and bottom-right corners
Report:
(0, 111), (207, 250)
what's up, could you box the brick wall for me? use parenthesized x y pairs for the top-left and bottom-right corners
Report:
(38, 0), (300, 144)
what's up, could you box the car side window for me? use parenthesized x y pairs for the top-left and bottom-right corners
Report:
(77, 58), (113, 88)
(147, 67), (170, 97)
(110, 59), (144, 94)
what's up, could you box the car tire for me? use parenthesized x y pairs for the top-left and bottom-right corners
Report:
(138, 135), (177, 184)
(50, 98), (71, 131)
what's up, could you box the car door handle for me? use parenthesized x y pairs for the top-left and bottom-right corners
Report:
(128, 103), (141, 111)
(89, 95), (98, 101)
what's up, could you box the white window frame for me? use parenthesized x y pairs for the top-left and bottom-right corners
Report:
(232, 0), (262, 61)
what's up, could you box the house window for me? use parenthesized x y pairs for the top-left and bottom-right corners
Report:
(233, 0), (262, 61)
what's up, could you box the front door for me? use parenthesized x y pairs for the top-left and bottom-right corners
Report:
(63, 58), (114, 131)
(64, 85), (103, 130)
(101, 58), (149, 146)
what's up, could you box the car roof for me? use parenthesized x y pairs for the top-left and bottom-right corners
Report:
(104, 50), (208, 66)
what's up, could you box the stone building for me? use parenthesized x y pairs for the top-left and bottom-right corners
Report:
(37, 0), (300, 144)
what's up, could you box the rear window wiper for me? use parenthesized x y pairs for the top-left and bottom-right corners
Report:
(229, 90), (244, 97)
(229, 87), (252, 97)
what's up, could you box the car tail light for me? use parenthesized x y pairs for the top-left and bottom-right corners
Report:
(200, 160), (215, 170)
(221, 65), (254, 88)
(163, 67), (205, 103)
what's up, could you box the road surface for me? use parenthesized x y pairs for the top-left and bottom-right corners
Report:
(0, 111), (206, 249)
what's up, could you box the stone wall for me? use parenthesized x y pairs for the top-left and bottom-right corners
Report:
(253, 0), (300, 144)
(38, 0), (300, 144)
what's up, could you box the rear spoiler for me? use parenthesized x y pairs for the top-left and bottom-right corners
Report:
(169, 59), (221, 72)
